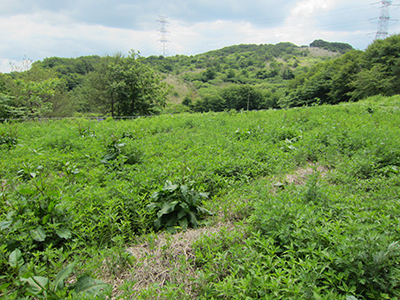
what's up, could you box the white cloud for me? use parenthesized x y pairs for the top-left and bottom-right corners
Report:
(0, 12), (159, 72)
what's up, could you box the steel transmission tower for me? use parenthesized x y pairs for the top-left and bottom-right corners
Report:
(371, 1), (400, 40)
(157, 15), (170, 57)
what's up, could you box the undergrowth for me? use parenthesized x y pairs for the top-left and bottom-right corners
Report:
(1, 94), (400, 299)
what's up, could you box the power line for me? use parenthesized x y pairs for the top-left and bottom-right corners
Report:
(157, 15), (170, 57)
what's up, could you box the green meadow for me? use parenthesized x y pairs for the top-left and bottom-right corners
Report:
(1, 95), (400, 299)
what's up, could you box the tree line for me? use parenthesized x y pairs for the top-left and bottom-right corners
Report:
(1, 36), (399, 119)
(280, 34), (400, 108)
(0, 51), (168, 119)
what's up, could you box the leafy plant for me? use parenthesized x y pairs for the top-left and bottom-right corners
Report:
(16, 163), (44, 181)
(146, 180), (212, 233)
(0, 125), (18, 149)
(1, 182), (73, 254)
(7, 248), (108, 299)
(101, 135), (143, 169)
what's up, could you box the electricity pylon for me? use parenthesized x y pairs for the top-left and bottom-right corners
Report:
(370, 1), (400, 40)
(157, 15), (170, 57)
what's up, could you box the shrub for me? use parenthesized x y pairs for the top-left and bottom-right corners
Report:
(146, 180), (212, 233)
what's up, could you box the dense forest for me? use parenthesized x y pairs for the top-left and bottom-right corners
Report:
(1, 36), (399, 119)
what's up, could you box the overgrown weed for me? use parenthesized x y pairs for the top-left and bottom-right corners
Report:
(1, 95), (400, 298)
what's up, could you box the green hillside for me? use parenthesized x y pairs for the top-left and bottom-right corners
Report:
(0, 39), (353, 119)
(1, 94), (400, 299)
(143, 41), (345, 108)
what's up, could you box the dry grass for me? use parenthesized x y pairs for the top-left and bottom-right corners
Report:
(101, 222), (235, 299)
(271, 162), (330, 194)
(307, 47), (340, 58)
(284, 163), (329, 185)
(163, 74), (192, 104)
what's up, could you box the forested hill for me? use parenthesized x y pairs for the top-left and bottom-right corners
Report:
(139, 40), (353, 111)
(309, 39), (353, 53)
(143, 40), (352, 75)
(7, 36), (400, 119)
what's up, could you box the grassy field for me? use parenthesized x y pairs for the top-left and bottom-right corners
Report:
(1, 95), (400, 299)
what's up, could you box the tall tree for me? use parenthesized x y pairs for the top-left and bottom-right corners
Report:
(107, 51), (169, 116)
(348, 34), (400, 100)
(78, 51), (169, 117)
(0, 65), (71, 118)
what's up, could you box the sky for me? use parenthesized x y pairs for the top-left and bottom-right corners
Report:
(1, 0), (399, 73)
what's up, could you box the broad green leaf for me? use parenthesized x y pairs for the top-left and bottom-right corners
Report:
(177, 207), (187, 220)
(9, 249), (24, 268)
(180, 184), (189, 195)
(18, 188), (35, 195)
(30, 226), (46, 242)
(56, 227), (72, 239)
(157, 201), (178, 218)
(73, 276), (108, 295)
(164, 213), (178, 226)
(197, 206), (214, 216)
(47, 200), (56, 212)
(20, 276), (48, 294)
(166, 226), (176, 234)
(46, 190), (59, 197)
(199, 192), (209, 199)
(178, 217), (188, 230)
(42, 214), (51, 224)
(145, 202), (158, 212)
(180, 202), (190, 212)
(0, 221), (12, 230)
(53, 261), (77, 291)
(102, 152), (118, 162)
(151, 191), (159, 200)
(188, 212), (198, 228)
(164, 181), (179, 192)
(154, 218), (162, 230)
(188, 194), (198, 206)
(0, 282), (11, 291)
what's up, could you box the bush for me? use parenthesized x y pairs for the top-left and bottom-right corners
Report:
(146, 180), (212, 233)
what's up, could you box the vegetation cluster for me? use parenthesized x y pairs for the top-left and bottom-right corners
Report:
(1, 39), (354, 119)
(0, 51), (168, 120)
(1, 34), (400, 299)
(1, 94), (400, 298)
(309, 39), (354, 53)
(2, 35), (400, 119)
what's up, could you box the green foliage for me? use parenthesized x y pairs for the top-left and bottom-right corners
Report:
(107, 51), (169, 116)
(1, 95), (400, 298)
(1, 65), (72, 118)
(73, 51), (169, 117)
(183, 96), (400, 299)
(285, 35), (400, 107)
(101, 134), (143, 169)
(192, 84), (266, 112)
(146, 180), (212, 233)
(6, 249), (108, 299)
(310, 39), (354, 53)
(349, 35), (400, 100)
(2, 180), (73, 253)
(36, 55), (100, 91)
(2, 40), (353, 117)
(0, 94), (20, 119)
(0, 125), (18, 149)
